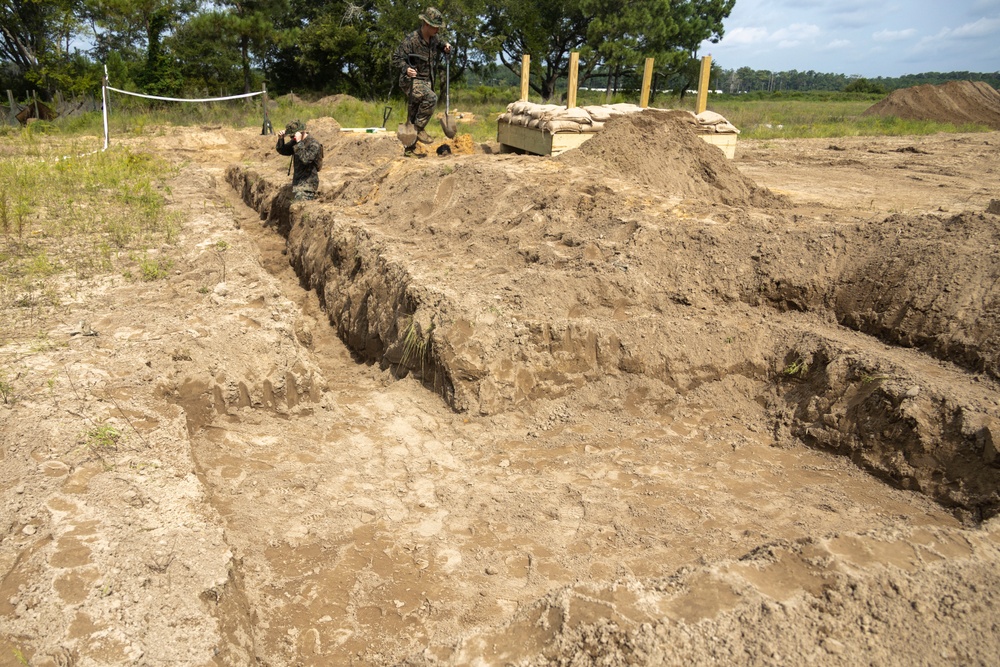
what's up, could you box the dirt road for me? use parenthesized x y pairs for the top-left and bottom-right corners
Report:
(1, 117), (999, 666)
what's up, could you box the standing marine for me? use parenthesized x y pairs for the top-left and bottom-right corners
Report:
(392, 7), (452, 155)
(275, 120), (323, 201)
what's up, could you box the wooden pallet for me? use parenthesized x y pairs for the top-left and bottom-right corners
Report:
(497, 121), (737, 159)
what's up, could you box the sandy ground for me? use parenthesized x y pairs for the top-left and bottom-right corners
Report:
(2, 114), (1000, 667)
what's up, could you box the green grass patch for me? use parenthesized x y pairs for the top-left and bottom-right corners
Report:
(0, 132), (178, 338)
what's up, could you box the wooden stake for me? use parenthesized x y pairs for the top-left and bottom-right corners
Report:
(640, 58), (654, 108)
(6, 90), (16, 125)
(696, 55), (712, 114)
(567, 52), (579, 108)
(520, 55), (531, 101)
(261, 84), (272, 134)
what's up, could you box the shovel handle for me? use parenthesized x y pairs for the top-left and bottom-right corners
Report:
(445, 54), (450, 115)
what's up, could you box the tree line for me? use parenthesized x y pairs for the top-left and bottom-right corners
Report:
(1, 0), (736, 103)
(716, 68), (1000, 94)
(3, 0), (996, 106)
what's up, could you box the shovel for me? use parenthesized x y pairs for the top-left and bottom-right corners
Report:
(396, 89), (417, 147)
(439, 53), (457, 139)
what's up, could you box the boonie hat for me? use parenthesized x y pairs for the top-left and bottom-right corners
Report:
(420, 7), (444, 28)
(285, 120), (306, 134)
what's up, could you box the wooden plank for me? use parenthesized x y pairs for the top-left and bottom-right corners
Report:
(520, 55), (531, 101)
(640, 58), (654, 108)
(497, 121), (595, 156)
(498, 122), (553, 155)
(696, 55), (712, 114)
(567, 52), (579, 109)
(550, 132), (595, 156)
(699, 133), (737, 159)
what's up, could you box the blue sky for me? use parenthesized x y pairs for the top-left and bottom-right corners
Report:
(699, 0), (1000, 77)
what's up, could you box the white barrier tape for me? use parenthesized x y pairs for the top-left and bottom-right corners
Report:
(105, 87), (263, 103)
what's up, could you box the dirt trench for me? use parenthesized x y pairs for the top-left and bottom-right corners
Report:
(4, 122), (1000, 667)
(197, 119), (1000, 662)
(224, 116), (1000, 522)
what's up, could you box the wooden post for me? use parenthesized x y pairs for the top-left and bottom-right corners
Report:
(639, 58), (655, 108)
(6, 90), (18, 126)
(520, 55), (531, 101)
(696, 55), (712, 114)
(261, 84), (272, 134)
(567, 52), (579, 108)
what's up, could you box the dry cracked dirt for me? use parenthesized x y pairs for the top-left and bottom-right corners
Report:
(2, 111), (1000, 666)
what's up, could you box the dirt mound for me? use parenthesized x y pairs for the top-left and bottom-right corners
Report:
(557, 110), (786, 207)
(279, 92), (306, 105)
(449, 133), (476, 155)
(327, 132), (405, 166)
(862, 80), (1000, 129)
(315, 93), (359, 107)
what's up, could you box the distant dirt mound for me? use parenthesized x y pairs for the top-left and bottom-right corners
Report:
(557, 109), (785, 208)
(862, 80), (1000, 129)
(315, 93), (359, 107)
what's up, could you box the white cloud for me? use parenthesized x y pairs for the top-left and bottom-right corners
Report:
(823, 39), (852, 50)
(771, 23), (822, 47)
(873, 28), (917, 42)
(948, 16), (1000, 38)
(702, 0), (1000, 76)
(917, 16), (1000, 49)
(720, 26), (771, 46)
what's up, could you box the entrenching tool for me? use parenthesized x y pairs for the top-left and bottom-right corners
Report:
(440, 54), (457, 139)
(396, 87), (417, 147)
(396, 54), (424, 148)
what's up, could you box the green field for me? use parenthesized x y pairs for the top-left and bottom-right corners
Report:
(7, 89), (992, 148)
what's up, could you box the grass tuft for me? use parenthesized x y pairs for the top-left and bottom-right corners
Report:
(0, 136), (177, 341)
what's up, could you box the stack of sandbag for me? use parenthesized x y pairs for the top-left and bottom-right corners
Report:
(694, 110), (740, 134)
(498, 101), (646, 133)
(498, 101), (739, 135)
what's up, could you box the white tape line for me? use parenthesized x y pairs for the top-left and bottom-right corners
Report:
(105, 87), (263, 103)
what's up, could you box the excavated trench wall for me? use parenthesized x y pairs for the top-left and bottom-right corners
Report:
(224, 162), (1000, 521)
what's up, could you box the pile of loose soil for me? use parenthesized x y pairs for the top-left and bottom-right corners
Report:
(557, 110), (786, 207)
(862, 80), (1000, 129)
(315, 93), (360, 107)
(279, 92), (306, 105)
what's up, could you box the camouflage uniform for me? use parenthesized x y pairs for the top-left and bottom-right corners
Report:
(392, 22), (447, 135)
(276, 121), (323, 201)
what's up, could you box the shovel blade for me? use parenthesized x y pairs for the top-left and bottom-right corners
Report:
(440, 114), (458, 139)
(396, 121), (417, 147)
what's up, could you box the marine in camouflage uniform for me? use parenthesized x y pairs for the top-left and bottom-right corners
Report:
(392, 8), (451, 149)
(276, 120), (323, 200)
